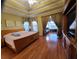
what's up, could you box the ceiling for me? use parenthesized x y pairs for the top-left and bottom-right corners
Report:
(2, 0), (65, 17)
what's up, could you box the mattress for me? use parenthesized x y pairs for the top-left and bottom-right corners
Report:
(4, 31), (37, 50)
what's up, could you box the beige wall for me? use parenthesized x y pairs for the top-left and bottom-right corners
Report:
(1, 13), (25, 30)
(37, 16), (43, 36)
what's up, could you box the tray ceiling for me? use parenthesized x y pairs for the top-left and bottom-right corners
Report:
(2, 0), (65, 17)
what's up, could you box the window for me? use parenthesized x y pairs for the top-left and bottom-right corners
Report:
(46, 20), (58, 30)
(46, 16), (58, 32)
(23, 21), (30, 32)
(32, 20), (38, 32)
(69, 20), (76, 29)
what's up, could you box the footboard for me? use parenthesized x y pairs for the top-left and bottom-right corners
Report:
(14, 33), (39, 53)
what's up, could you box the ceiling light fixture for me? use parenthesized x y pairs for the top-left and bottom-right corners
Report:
(28, 0), (37, 5)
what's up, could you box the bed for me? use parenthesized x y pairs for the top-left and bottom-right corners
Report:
(4, 31), (39, 53)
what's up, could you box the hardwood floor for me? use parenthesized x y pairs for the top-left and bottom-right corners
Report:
(1, 33), (67, 59)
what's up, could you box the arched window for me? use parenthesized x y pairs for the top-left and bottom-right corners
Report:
(32, 20), (38, 32)
(46, 20), (58, 30)
(23, 21), (30, 32)
(46, 16), (58, 32)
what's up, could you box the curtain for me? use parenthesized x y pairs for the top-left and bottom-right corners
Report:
(23, 21), (30, 32)
(32, 20), (38, 32)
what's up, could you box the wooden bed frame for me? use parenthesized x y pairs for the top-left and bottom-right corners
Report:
(1, 29), (24, 47)
(4, 32), (39, 53)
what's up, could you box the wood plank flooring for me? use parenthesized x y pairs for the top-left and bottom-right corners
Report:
(1, 35), (67, 59)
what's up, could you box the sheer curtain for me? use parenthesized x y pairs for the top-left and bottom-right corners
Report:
(23, 21), (30, 32)
(32, 20), (38, 32)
